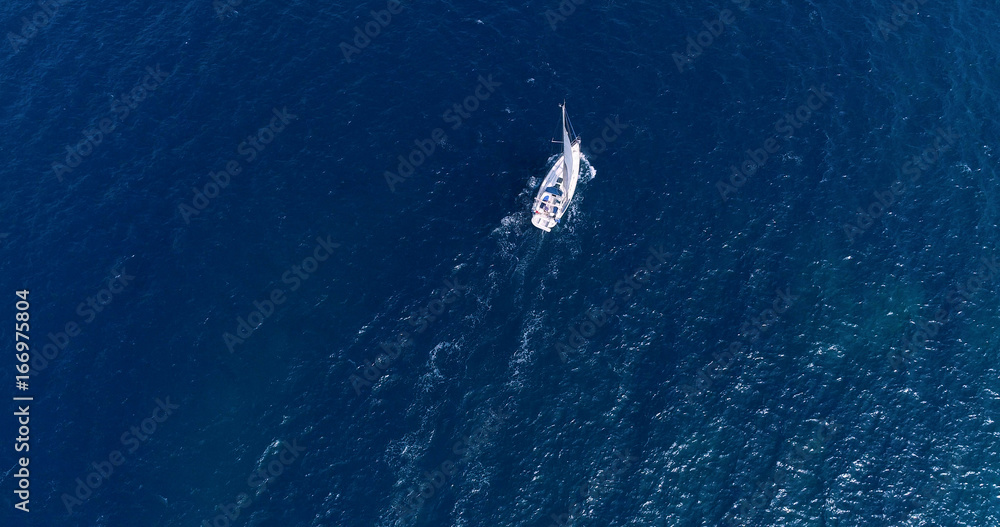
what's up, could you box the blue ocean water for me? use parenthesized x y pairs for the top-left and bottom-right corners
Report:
(2, 0), (1000, 525)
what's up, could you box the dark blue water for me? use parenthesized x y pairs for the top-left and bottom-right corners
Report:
(2, 0), (999, 525)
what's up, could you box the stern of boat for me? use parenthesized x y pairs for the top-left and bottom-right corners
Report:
(531, 212), (555, 232)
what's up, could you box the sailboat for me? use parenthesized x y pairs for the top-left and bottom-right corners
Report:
(531, 103), (582, 232)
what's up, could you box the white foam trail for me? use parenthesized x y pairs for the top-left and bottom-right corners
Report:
(580, 153), (597, 181)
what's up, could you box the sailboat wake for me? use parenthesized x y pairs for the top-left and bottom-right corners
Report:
(580, 153), (597, 182)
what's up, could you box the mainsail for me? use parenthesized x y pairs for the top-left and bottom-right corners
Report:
(562, 104), (575, 179)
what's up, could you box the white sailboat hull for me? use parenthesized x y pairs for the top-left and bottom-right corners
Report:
(531, 139), (582, 232)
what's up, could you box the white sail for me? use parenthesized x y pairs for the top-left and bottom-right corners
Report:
(563, 104), (573, 176)
(562, 105), (574, 177)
